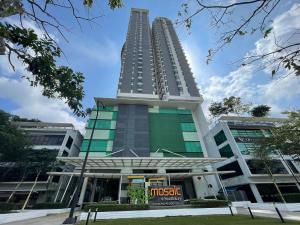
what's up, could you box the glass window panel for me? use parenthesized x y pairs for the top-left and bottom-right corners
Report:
(182, 132), (199, 141)
(219, 144), (234, 158)
(81, 140), (107, 152)
(181, 123), (196, 132)
(185, 141), (202, 152)
(214, 130), (227, 146)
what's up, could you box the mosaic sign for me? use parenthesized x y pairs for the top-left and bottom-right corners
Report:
(148, 185), (184, 205)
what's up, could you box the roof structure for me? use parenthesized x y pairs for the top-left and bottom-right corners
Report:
(56, 156), (227, 169)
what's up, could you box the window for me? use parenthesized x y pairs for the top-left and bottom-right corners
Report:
(27, 134), (65, 146)
(286, 160), (299, 174)
(217, 161), (244, 179)
(230, 129), (264, 137)
(246, 160), (288, 174)
(66, 137), (73, 149)
(181, 123), (196, 132)
(236, 142), (259, 155)
(219, 144), (234, 158)
(185, 142), (202, 153)
(62, 150), (69, 157)
(214, 130), (227, 146)
(81, 140), (109, 152)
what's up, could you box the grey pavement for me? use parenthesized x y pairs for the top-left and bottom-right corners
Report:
(236, 207), (300, 221)
(1, 212), (81, 225)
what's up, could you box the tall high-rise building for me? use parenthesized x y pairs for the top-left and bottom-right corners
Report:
(118, 9), (200, 101)
(54, 8), (300, 206)
(152, 17), (200, 100)
(56, 8), (226, 206)
(118, 8), (157, 99)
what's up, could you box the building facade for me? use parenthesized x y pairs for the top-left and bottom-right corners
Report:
(205, 116), (300, 203)
(0, 122), (83, 205)
(53, 8), (299, 206)
(118, 8), (157, 99)
(53, 8), (224, 206)
(152, 17), (200, 99)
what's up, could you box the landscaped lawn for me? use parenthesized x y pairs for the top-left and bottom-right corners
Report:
(80, 215), (298, 225)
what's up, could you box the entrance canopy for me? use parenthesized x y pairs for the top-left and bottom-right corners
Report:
(47, 171), (235, 178)
(56, 156), (226, 169)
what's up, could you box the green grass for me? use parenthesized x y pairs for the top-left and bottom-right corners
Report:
(81, 215), (298, 225)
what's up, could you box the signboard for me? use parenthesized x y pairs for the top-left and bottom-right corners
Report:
(235, 137), (260, 143)
(148, 185), (183, 205)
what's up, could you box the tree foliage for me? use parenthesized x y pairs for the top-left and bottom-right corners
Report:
(0, 0), (124, 117)
(208, 96), (251, 117)
(0, 109), (30, 162)
(250, 104), (271, 117)
(176, 0), (300, 77)
(208, 96), (273, 118)
(261, 110), (300, 158)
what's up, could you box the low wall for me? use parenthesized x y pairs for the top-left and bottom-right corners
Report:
(80, 207), (237, 220)
(0, 208), (70, 224)
(231, 201), (300, 212)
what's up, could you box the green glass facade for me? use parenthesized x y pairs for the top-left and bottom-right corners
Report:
(81, 106), (118, 156)
(80, 105), (204, 158)
(149, 107), (203, 157)
(230, 128), (266, 155)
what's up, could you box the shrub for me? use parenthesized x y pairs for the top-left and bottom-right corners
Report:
(187, 199), (228, 208)
(32, 202), (66, 209)
(204, 195), (226, 200)
(0, 203), (20, 212)
(83, 204), (149, 212)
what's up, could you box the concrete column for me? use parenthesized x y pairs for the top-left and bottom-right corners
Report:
(192, 168), (204, 199)
(120, 168), (132, 203)
(89, 178), (97, 202)
(157, 168), (166, 185)
(78, 177), (89, 205)
(249, 183), (263, 203)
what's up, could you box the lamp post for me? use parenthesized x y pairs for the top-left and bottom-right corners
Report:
(63, 101), (104, 224)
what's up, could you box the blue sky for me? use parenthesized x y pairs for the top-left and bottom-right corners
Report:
(0, 0), (300, 132)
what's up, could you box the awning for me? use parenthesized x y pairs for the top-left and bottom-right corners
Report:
(47, 171), (235, 178)
(56, 156), (227, 169)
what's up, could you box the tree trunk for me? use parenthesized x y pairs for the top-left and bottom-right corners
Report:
(21, 170), (41, 210)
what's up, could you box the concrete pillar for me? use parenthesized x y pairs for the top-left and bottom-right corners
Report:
(192, 168), (204, 199)
(89, 178), (97, 202)
(120, 168), (132, 203)
(78, 177), (89, 205)
(250, 183), (263, 203)
(157, 168), (166, 185)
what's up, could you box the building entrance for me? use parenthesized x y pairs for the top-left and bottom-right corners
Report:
(85, 178), (119, 203)
(170, 178), (196, 199)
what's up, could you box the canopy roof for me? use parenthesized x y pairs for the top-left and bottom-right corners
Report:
(47, 171), (235, 178)
(56, 156), (226, 169)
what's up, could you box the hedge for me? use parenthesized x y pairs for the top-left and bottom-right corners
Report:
(0, 203), (21, 212)
(31, 202), (66, 209)
(187, 199), (228, 208)
(203, 195), (225, 200)
(83, 204), (149, 212)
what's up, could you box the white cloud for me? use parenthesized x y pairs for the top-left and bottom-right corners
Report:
(0, 76), (85, 133)
(184, 3), (300, 118)
(0, 18), (85, 133)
